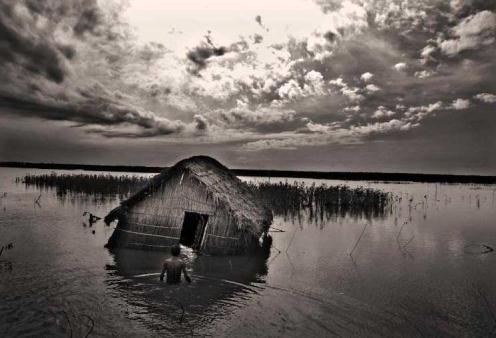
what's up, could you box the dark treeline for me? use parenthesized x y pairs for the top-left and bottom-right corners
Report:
(19, 173), (392, 222)
(249, 182), (392, 222)
(4, 161), (496, 184)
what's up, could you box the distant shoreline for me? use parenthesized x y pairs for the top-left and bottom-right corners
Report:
(1, 161), (495, 184)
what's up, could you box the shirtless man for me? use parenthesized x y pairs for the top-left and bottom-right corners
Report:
(160, 245), (192, 284)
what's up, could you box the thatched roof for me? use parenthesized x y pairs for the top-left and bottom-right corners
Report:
(105, 156), (272, 235)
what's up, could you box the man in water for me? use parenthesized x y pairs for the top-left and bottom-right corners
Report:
(160, 245), (192, 284)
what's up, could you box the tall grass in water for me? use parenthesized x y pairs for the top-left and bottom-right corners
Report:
(249, 182), (392, 222)
(18, 173), (149, 202)
(18, 174), (392, 221)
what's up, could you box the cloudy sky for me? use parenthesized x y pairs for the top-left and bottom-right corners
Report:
(0, 0), (495, 174)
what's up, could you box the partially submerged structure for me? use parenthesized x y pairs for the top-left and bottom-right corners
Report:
(104, 156), (272, 255)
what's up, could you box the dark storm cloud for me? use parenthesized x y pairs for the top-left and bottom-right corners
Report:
(323, 31), (337, 43)
(0, 0), (111, 84)
(86, 124), (185, 138)
(186, 43), (227, 74)
(255, 15), (262, 26)
(184, 31), (259, 75)
(254, 14), (269, 31)
(0, 1), (68, 83)
(73, 0), (102, 36)
(0, 84), (185, 135)
(253, 34), (264, 44)
(451, 0), (496, 18)
(193, 114), (209, 132)
(0, 0), (187, 138)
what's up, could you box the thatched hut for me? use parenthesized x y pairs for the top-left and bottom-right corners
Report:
(104, 156), (273, 255)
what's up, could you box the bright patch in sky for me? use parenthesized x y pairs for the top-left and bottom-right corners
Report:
(124, 0), (326, 52)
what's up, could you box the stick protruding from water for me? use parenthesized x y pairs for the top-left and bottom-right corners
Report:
(349, 223), (368, 257)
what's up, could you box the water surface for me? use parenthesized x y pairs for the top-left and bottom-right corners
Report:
(1, 168), (496, 336)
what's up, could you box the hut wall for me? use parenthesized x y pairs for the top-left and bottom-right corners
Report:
(115, 171), (256, 254)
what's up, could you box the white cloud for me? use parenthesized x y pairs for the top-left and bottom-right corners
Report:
(451, 98), (470, 110)
(360, 72), (374, 82)
(306, 1), (369, 60)
(277, 70), (326, 101)
(351, 119), (413, 135)
(303, 70), (326, 95)
(329, 77), (364, 102)
(329, 77), (346, 87)
(414, 70), (433, 79)
(341, 87), (365, 102)
(278, 79), (304, 100)
(439, 10), (496, 56)
(407, 101), (443, 114)
(305, 121), (334, 133)
(474, 93), (496, 103)
(343, 105), (361, 112)
(393, 62), (407, 72)
(365, 84), (381, 93)
(421, 45), (436, 58)
(405, 101), (444, 122)
(211, 105), (296, 127)
(372, 106), (395, 119)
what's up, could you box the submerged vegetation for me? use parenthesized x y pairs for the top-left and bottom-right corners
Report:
(18, 173), (392, 221)
(249, 182), (392, 222)
(17, 173), (149, 202)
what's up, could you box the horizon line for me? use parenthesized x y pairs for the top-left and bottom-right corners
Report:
(1, 161), (495, 184)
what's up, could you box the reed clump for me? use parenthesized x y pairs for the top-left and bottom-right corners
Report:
(249, 181), (392, 222)
(18, 173), (149, 201)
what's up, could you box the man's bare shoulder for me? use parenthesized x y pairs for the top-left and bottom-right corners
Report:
(164, 257), (183, 266)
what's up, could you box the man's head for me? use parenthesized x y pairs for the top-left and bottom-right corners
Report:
(171, 244), (181, 257)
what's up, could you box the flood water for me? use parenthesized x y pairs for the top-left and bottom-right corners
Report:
(1, 167), (496, 337)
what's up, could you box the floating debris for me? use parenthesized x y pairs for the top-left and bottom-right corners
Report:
(83, 211), (101, 225)
(463, 244), (494, 255)
(0, 242), (14, 257)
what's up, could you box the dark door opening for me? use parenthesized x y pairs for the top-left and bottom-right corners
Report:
(179, 212), (209, 250)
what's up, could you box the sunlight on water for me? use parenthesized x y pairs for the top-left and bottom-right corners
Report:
(1, 168), (496, 336)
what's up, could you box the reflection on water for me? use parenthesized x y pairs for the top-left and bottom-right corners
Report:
(105, 248), (271, 335)
(2, 168), (496, 336)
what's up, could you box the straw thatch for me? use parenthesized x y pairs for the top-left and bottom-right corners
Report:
(105, 156), (272, 254)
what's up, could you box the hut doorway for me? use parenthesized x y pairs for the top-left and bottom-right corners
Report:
(179, 212), (209, 250)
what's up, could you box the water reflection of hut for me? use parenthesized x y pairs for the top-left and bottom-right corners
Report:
(104, 156), (273, 255)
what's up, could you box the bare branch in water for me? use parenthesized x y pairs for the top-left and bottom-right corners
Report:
(62, 311), (73, 338)
(403, 235), (415, 249)
(474, 284), (496, 332)
(349, 223), (368, 257)
(285, 227), (297, 254)
(82, 314), (95, 338)
(34, 194), (42, 207)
